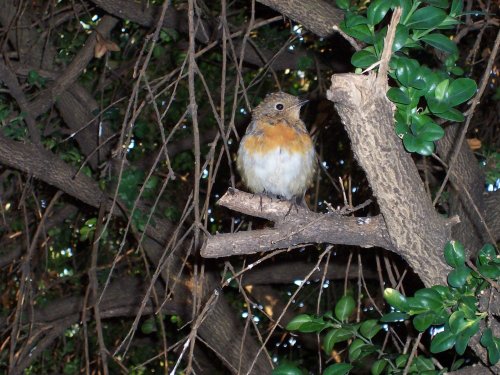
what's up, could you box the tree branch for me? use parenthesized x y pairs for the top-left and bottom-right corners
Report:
(201, 189), (392, 258)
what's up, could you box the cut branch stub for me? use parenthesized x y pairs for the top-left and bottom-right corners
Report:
(327, 73), (451, 286)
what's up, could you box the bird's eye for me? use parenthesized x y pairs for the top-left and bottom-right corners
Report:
(275, 103), (284, 111)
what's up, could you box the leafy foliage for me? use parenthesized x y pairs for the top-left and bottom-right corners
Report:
(339, 0), (477, 155)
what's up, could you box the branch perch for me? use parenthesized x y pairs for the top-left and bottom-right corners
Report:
(201, 189), (393, 258)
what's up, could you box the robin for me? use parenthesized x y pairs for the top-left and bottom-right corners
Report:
(237, 92), (316, 206)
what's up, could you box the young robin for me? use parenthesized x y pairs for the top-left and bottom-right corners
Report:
(237, 92), (316, 205)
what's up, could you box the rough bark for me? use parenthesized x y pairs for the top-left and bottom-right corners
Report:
(257, 0), (344, 37)
(327, 73), (452, 287)
(202, 189), (392, 257)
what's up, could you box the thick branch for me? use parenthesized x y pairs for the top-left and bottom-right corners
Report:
(201, 189), (392, 258)
(327, 73), (451, 286)
(257, 0), (344, 37)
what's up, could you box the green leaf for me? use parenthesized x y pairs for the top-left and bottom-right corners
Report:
(351, 49), (378, 68)
(360, 319), (382, 339)
(413, 311), (436, 331)
(481, 328), (494, 346)
(396, 58), (420, 87)
(348, 338), (375, 361)
(431, 329), (456, 353)
(272, 363), (304, 375)
(448, 266), (471, 288)
(478, 244), (499, 265)
(427, 96), (451, 114)
(411, 120), (444, 142)
(446, 78), (477, 106)
(341, 22), (373, 44)
(414, 356), (435, 371)
(421, 34), (458, 55)
(384, 288), (409, 310)
(324, 328), (356, 354)
(393, 25), (409, 51)
(415, 288), (443, 311)
(444, 241), (466, 268)
(323, 363), (353, 375)
(482, 329), (500, 364)
(367, 0), (392, 25)
(371, 359), (388, 375)
(436, 108), (465, 122)
(286, 314), (313, 331)
(425, 0), (449, 8)
(380, 311), (409, 322)
(449, 311), (468, 334)
(450, 0), (464, 16)
(434, 79), (450, 101)
(406, 6), (447, 29)
(477, 264), (500, 279)
(336, 0), (350, 10)
(335, 295), (356, 322)
(395, 354), (409, 368)
(387, 87), (411, 104)
(345, 14), (370, 27)
(403, 134), (435, 155)
(141, 318), (156, 334)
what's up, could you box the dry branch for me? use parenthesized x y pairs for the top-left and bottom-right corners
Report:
(201, 189), (392, 258)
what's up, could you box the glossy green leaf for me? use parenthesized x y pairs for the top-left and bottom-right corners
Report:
(444, 241), (466, 268)
(346, 14), (370, 27)
(360, 319), (382, 339)
(336, 0), (350, 10)
(395, 119), (410, 137)
(434, 79), (450, 101)
(447, 266), (471, 288)
(367, 0), (392, 25)
(421, 34), (458, 55)
(415, 288), (443, 309)
(296, 318), (327, 333)
(427, 96), (451, 114)
(426, 0), (449, 8)
(393, 25), (409, 51)
(431, 329), (456, 353)
(323, 363), (353, 375)
(446, 78), (477, 106)
(395, 354), (409, 368)
(371, 359), (388, 375)
(384, 288), (409, 310)
(335, 295), (356, 322)
(414, 356), (435, 371)
(478, 244), (498, 266)
(324, 328), (356, 354)
(413, 311), (436, 331)
(488, 340), (500, 365)
(380, 311), (409, 322)
(406, 6), (447, 29)
(411, 120), (444, 142)
(458, 297), (478, 320)
(348, 339), (376, 361)
(449, 311), (468, 334)
(431, 285), (452, 300)
(436, 108), (465, 122)
(342, 23), (373, 44)
(387, 87), (411, 104)
(403, 134), (435, 155)
(286, 314), (313, 331)
(450, 0), (464, 16)
(351, 49), (378, 68)
(395, 57), (420, 86)
(397, 0), (413, 22)
(272, 364), (304, 375)
(481, 328), (494, 346)
(477, 264), (500, 279)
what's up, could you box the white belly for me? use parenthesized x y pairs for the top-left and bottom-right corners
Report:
(238, 147), (315, 199)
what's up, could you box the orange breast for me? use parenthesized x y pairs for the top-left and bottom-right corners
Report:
(243, 121), (312, 154)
